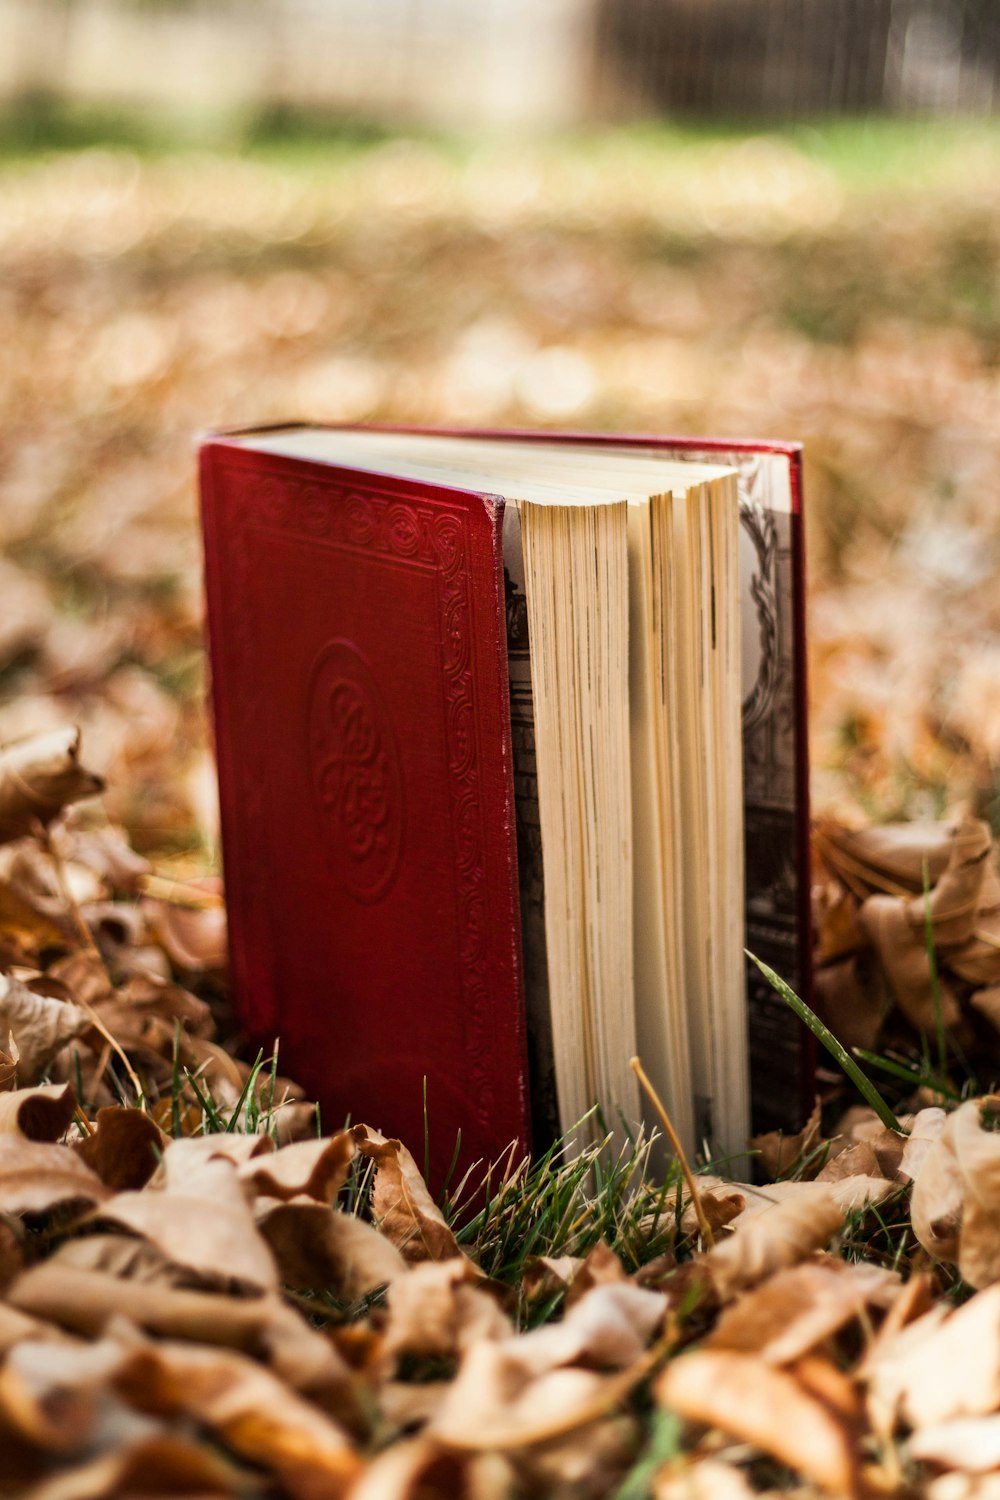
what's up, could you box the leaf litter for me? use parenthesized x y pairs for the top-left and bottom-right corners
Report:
(3, 736), (1000, 1494)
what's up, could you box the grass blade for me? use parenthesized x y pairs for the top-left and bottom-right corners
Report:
(746, 951), (901, 1132)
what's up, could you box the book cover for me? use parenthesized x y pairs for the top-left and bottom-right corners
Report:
(200, 441), (532, 1179)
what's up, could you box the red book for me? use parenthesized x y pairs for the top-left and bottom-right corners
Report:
(199, 426), (810, 1186)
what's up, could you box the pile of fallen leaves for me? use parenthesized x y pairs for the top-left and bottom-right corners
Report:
(4, 131), (1000, 843)
(814, 816), (1000, 1092)
(6, 727), (1000, 1498)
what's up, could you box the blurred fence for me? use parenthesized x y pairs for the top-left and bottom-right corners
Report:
(595, 0), (1000, 116)
(0, 0), (997, 128)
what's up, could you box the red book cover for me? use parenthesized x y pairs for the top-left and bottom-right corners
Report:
(200, 438), (531, 1183)
(200, 426), (811, 1183)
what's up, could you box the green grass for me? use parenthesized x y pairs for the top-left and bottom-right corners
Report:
(4, 94), (1000, 197)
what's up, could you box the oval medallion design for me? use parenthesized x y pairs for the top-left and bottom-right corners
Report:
(307, 641), (404, 902)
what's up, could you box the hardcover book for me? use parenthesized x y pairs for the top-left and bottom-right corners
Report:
(199, 425), (810, 1184)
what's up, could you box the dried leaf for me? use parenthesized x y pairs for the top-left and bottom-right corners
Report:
(25, 1434), (241, 1500)
(910, 1414), (1000, 1473)
(354, 1126), (463, 1264)
(350, 1436), (511, 1500)
(238, 1130), (355, 1204)
(813, 953), (894, 1054)
(751, 1099), (823, 1180)
(0, 975), (89, 1086)
(514, 1282), (666, 1371)
(815, 819), (968, 897)
(522, 1255), (585, 1302)
(429, 1340), (609, 1450)
(143, 886), (227, 971)
(708, 1258), (899, 1364)
(859, 893), (963, 1032)
(0, 1081), (77, 1141)
(562, 1241), (628, 1307)
(8, 1259), (350, 1394)
(703, 1185), (846, 1298)
(910, 1097), (1000, 1285)
(658, 1349), (858, 1495)
(73, 1106), (166, 1191)
(256, 1196), (407, 1297)
(0, 1136), (109, 1216)
(865, 1285), (1000, 1429)
(113, 1339), (362, 1497)
(0, 728), (105, 845)
(92, 1155), (279, 1292)
(898, 1106), (948, 1182)
(384, 1258), (512, 1363)
(654, 1457), (757, 1500)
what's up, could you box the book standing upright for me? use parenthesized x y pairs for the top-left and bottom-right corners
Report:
(199, 425), (810, 1185)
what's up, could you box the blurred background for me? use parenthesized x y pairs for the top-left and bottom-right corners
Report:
(2, 0), (1000, 859)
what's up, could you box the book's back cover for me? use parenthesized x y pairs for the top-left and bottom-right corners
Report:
(200, 441), (530, 1183)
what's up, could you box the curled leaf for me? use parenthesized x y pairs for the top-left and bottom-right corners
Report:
(258, 1196), (407, 1297)
(703, 1185), (845, 1298)
(0, 975), (89, 1086)
(865, 1284), (1000, 1429)
(73, 1107), (166, 1191)
(384, 1258), (511, 1363)
(658, 1350), (858, 1496)
(708, 1259), (899, 1365)
(92, 1156), (279, 1293)
(0, 1137), (109, 1217)
(238, 1130), (355, 1204)
(354, 1126), (463, 1264)
(0, 1082), (78, 1142)
(0, 728), (105, 845)
(910, 1097), (1000, 1287)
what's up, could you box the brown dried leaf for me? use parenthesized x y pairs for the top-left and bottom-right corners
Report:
(0, 878), (70, 959)
(384, 1258), (512, 1363)
(707, 1258), (899, 1365)
(813, 953), (894, 1054)
(25, 1434), (241, 1500)
(113, 1339), (362, 1497)
(751, 1099), (823, 1180)
(654, 1457), (757, 1500)
(92, 1155), (279, 1292)
(354, 1126), (463, 1264)
(815, 818), (967, 897)
(350, 1435), (511, 1500)
(511, 1282), (666, 1374)
(238, 1130), (355, 1204)
(74, 1106), (166, 1191)
(429, 1340), (609, 1450)
(703, 1184), (846, 1298)
(865, 1284), (1000, 1429)
(9, 1259), (349, 1395)
(898, 1106), (947, 1182)
(658, 1349), (858, 1496)
(114, 972), (215, 1038)
(53, 823), (151, 894)
(522, 1255), (585, 1302)
(0, 728), (105, 845)
(0, 1136), (109, 1216)
(0, 974), (89, 1086)
(0, 1081), (77, 1141)
(911, 1097), (1000, 1287)
(859, 893), (963, 1033)
(563, 1240), (628, 1308)
(909, 1415), (1000, 1473)
(46, 951), (113, 1006)
(143, 886), (227, 971)
(256, 1196), (407, 1297)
